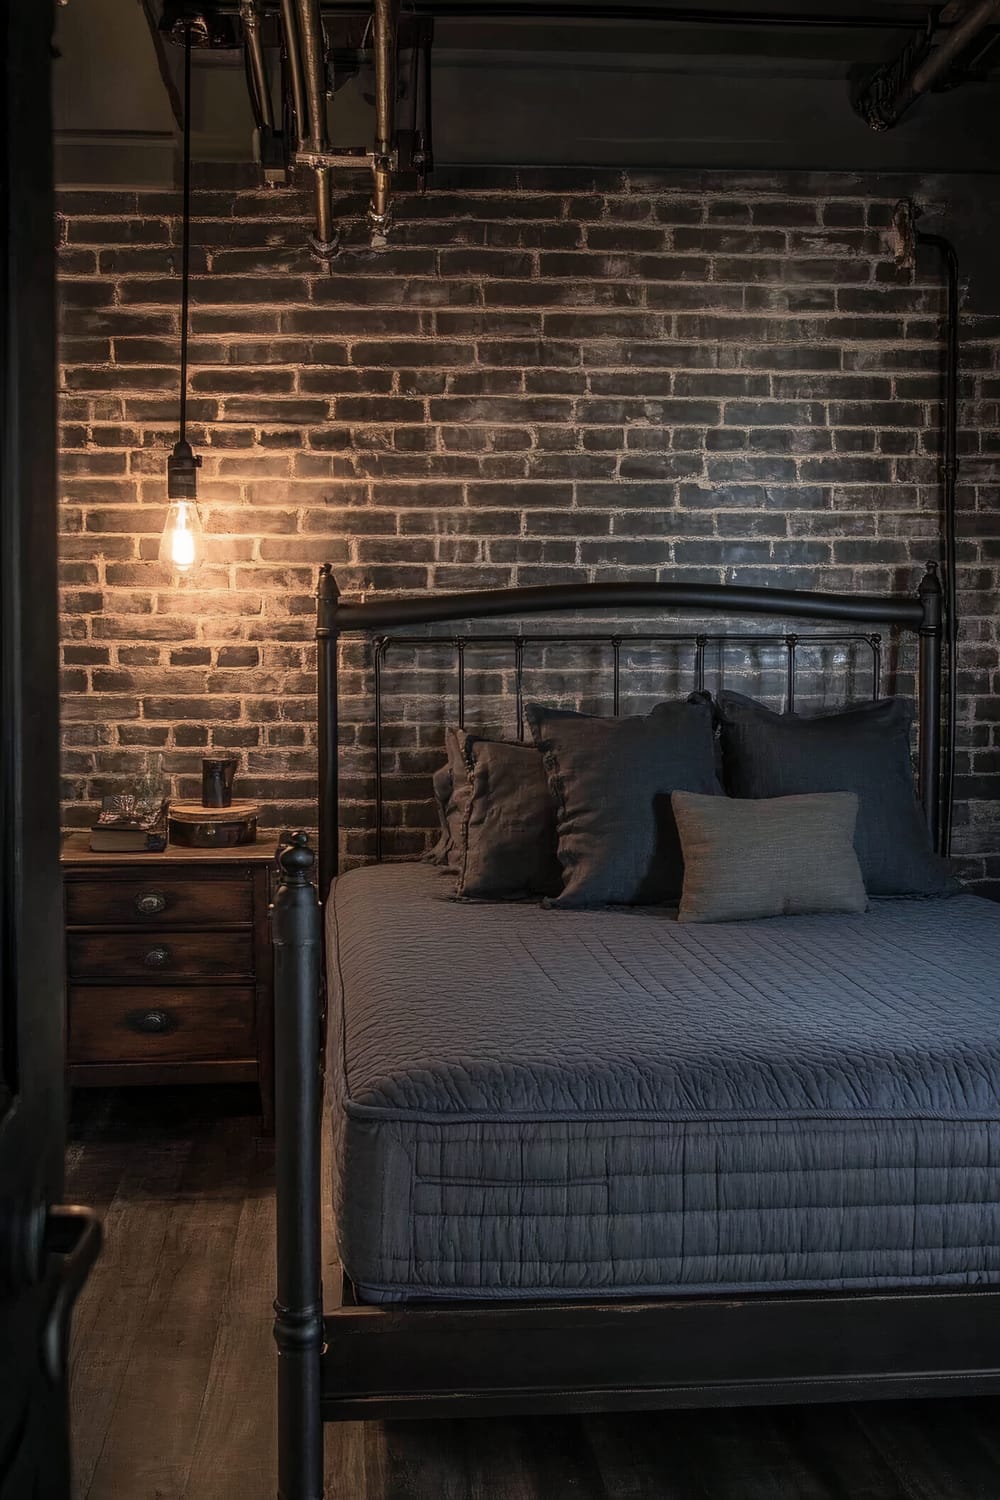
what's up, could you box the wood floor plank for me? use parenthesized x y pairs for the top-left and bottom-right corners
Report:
(678, 1407), (843, 1500)
(182, 1140), (277, 1500)
(324, 1423), (369, 1500)
(586, 1412), (716, 1500)
(69, 1132), (196, 1500)
(359, 1419), (475, 1500)
(778, 1405), (915, 1500)
(853, 1398), (1000, 1500)
(82, 1109), (255, 1500)
(465, 1416), (604, 1500)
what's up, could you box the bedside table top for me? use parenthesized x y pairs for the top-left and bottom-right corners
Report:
(60, 831), (281, 866)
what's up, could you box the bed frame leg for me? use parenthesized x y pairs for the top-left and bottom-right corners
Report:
(271, 833), (325, 1500)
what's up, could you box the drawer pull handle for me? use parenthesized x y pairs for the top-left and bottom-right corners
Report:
(130, 1009), (174, 1036)
(143, 946), (171, 969)
(135, 891), (167, 917)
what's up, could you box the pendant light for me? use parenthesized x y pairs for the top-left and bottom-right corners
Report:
(160, 23), (203, 573)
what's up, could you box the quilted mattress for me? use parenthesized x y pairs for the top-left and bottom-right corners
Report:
(327, 863), (1000, 1304)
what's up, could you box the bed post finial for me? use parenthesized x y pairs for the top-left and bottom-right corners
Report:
(277, 829), (315, 884)
(270, 829), (324, 1500)
(917, 560), (943, 851)
(317, 566), (340, 902)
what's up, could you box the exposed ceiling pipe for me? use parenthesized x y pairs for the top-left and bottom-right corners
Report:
(412, 19), (434, 193)
(856, 0), (1000, 129)
(369, 0), (399, 247)
(292, 0), (340, 261)
(279, 0), (309, 131)
(242, 0), (275, 130)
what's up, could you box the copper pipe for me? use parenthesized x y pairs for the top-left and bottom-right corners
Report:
(861, 0), (1000, 127)
(313, 165), (335, 247)
(901, 0), (1000, 106)
(292, 0), (338, 259)
(242, 0), (275, 130)
(295, 0), (330, 150)
(373, 0), (397, 157)
(369, 0), (398, 239)
(279, 0), (307, 139)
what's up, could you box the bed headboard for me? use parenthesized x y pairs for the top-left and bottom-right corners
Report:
(316, 564), (945, 900)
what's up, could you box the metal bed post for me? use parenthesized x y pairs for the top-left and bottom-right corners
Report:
(271, 833), (324, 1500)
(918, 560), (944, 850)
(317, 565), (340, 901)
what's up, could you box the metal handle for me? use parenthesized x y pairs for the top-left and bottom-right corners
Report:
(130, 1009), (173, 1035)
(42, 1205), (102, 1382)
(142, 945), (171, 969)
(135, 891), (167, 917)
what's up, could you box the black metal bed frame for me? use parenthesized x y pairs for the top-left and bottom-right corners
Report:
(369, 626), (886, 862)
(267, 560), (1000, 1500)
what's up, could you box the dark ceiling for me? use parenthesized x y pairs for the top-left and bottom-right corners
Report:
(53, 0), (1000, 183)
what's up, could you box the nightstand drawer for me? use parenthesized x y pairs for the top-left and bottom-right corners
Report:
(68, 985), (256, 1065)
(67, 930), (255, 982)
(66, 875), (252, 929)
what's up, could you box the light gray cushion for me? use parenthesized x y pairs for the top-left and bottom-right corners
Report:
(672, 790), (868, 924)
(526, 696), (719, 907)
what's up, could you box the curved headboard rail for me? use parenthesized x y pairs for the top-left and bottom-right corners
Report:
(316, 562), (944, 897)
(320, 569), (928, 634)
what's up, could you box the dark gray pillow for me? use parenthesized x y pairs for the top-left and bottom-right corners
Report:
(525, 697), (718, 907)
(425, 762), (455, 867)
(453, 731), (562, 900)
(426, 729), (560, 897)
(716, 691), (958, 898)
(672, 790), (868, 923)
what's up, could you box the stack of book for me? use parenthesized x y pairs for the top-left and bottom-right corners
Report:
(89, 795), (169, 853)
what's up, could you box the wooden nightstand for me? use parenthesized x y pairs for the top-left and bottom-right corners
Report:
(60, 834), (276, 1132)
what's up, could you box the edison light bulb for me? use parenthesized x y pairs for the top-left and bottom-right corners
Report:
(159, 499), (202, 573)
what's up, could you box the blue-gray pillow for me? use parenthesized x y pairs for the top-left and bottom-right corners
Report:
(715, 691), (958, 898)
(525, 696), (718, 907)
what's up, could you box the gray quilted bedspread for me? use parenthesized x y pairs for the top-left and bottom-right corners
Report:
(327, 863), (1000, 1303)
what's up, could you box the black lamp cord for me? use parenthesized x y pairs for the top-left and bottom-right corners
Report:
(178, 23), (192, 448)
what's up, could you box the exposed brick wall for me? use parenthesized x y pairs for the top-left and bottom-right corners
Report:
(57, 166), (1000, 890)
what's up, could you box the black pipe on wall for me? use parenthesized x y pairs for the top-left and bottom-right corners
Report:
(918, 230), (960, 857)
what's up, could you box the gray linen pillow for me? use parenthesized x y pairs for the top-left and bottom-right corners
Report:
(455, 732), (562, 900)
(424, 762), (456, 867)
(427, 729), (560, 897)
(425, 730), (488, 873)
(716, 691), (958, 898)
(672, 790), (868, 924)
(526, 697), (718, 907)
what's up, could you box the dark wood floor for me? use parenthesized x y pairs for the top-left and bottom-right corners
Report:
(66, 1087), (1000, 1500)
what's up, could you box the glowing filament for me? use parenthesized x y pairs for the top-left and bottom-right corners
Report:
(159, 500), (201, 573)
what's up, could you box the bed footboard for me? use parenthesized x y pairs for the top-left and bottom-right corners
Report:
(271, 833), (325, 1500)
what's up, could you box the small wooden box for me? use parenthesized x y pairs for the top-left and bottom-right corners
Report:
(168, 800), (259, 848)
